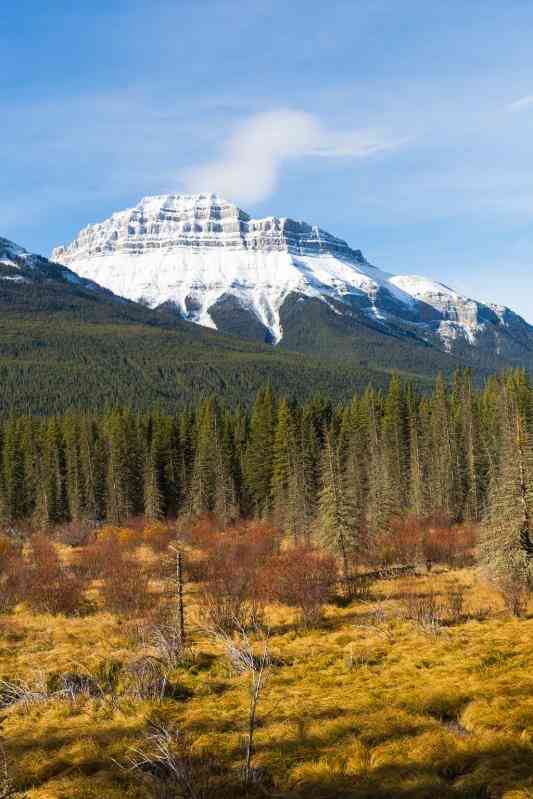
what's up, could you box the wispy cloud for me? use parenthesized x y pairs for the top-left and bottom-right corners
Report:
(182, 109), (402, 204)
(507, 95), (533, 111)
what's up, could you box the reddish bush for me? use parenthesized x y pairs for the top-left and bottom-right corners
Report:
(124, 516), (148, 533)
(371, 515), (477, 570)
(54, 520), (97, 548)
(0, 534), (23, 613)
(24, 535), (87, 615)
(99, 524), (141, 550)
(143, 522), (173, 553)
(422, 521), (477, 570)
(99, 542), (156, 615)
(198, 521), (280, 631)
(373, 515), (421, 566)
(260, 546), (337, 626)
(188, 515), (222, 550)
(74, 536), (117, 580)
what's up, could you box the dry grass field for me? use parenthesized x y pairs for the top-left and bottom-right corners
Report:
(1, 536), (533, 799)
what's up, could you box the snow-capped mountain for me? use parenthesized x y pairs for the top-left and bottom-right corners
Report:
(0, 236), (113, 294)
(51, 194), (533, 361)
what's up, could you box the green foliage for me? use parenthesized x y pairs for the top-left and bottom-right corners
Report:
(0, 368), (531, 580)
(0, 269), (491, 416)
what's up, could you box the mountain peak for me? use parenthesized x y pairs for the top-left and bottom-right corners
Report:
(50, 196), (531, 355)
(52, 192), (359, 262)
(51, 194), (375, 342)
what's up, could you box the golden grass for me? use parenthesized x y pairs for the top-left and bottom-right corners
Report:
(2, 567), (533, 797)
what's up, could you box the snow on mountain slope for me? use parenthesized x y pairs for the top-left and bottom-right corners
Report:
(0, 236), (119, 295)
(51, 194), (415, 342)
(0, 237), (41, 269)
(51, 194), (531, 351)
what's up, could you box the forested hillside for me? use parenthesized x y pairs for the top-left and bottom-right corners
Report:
(0, 239), (498, 413)
(0, 283), (451, 414)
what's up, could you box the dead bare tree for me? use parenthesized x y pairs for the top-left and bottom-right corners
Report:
(169, 545), (186, 647)
(207, 621), (271, 787)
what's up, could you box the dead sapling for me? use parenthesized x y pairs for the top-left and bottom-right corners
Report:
(169, 545), (187, 649)
(208, 621), (271, 788)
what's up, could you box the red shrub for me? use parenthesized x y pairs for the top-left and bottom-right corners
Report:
(24, 535), (87, 615)
(74, 536), (117, 580)
(198, 521), (280, 631)
(143, 522), (173, 553)
(0, 534), (23, 613)
(371, 514), (477, 570)
(54, 520), (97, 548)
(99, 541), (156, 616)
(260, 546), (337, 626)
(373, 515), (422, 566)
(422, 520), (477, 570)
(189, 515), (221, 550)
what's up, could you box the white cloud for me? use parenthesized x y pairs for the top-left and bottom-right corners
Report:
(508, 95), (533, 111)
(182, 109), (401, 204)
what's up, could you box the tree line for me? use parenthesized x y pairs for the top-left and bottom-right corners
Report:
(0, 367), (530, 546)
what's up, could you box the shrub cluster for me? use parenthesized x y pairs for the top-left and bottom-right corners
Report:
(373, 514), (477, 569)
(190, 519), (338, 628)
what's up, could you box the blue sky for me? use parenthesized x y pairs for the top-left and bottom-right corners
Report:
(2, 0), (533, 318)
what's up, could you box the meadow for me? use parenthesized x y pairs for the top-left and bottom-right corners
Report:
(1, 520), (533, 799)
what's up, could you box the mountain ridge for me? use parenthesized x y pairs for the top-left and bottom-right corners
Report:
(51, 194), (533, 368)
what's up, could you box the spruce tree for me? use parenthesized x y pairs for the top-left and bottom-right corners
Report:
(317, 432), (361, 582)
(427, 374), (456, 519)
(188, 398), (237, 523)
(481, 381), (533, 589)
(103, 411), (134, 524)
(244, 385), (275, 515)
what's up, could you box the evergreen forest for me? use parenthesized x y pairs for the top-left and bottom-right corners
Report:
(2, 369), (532, 565)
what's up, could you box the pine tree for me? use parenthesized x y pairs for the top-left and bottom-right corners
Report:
(144, 441), (163, 521)
(79, 416), (104, 521)
(213, 410), (239, 525)
(63, 414), (84, 523)
(103, 411), (134, 524)
(317, 432), (361, 582)
(481, 381), (533, 589)
(406, 385), (426, 518)
(271, 398), (293, 529)
(38, 418), (67, 527)
(188, 398), (237, 523)
(427, 374), (456, 519)
(2, 418), (24, 522)
(456, 370), (481, 521)
(244, 385), (275, 515)
(381, 376), (408, 514)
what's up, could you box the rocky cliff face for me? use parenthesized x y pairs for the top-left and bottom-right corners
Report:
(52, 194), (533, 361)
(52, 193), (361, 259)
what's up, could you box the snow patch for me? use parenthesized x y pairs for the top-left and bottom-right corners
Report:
(0, 274), (30, 283)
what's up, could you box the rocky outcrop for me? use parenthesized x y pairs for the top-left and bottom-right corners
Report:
(52, 193), (361, 260)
